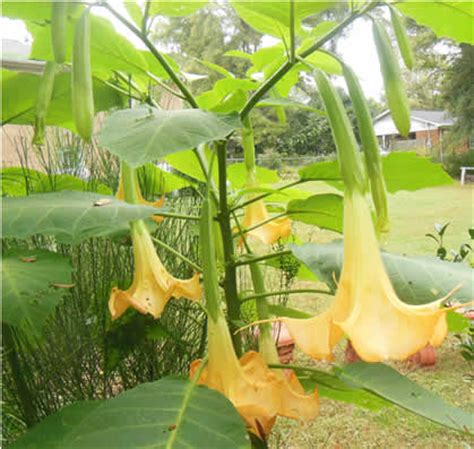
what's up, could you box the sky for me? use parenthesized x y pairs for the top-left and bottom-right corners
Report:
(0, 2), (385, 100)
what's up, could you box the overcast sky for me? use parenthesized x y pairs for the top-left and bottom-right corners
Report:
(0, 2), (385, 100)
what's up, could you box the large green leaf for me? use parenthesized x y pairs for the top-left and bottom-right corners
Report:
(227, 163), (280, 191)
(149, 1), (208, 17)
(291, 241), (473, 304)
(98, 107), (241, 167)
(197, 78), (258, 112)
(2, 249), (72, 336)
(2, 191), (163, 243)
(289, 365), (389, 411)
(30, 16), (149, 75)
(338, 362), (473, 433)
(0, 168), (112, 197)
(137, 164), (191, 194)
(1, 69), (123, 132)
(230, 1), (333, 39)
(397, 1), (474, 45)
(11, 377), (250, 449)
(287, 193), (343, 233)
(299, 152), (453, 192)
(1, 2), (82, 21)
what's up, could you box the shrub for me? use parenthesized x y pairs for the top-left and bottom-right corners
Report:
(443, 149), (474, 178)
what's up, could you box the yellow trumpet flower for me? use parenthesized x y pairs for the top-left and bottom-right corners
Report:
(190, 314), (319, 440)
(242, 199), (291, 245)
(283, 192), (456, 362)
(109, 220), (201, 320)
(116, 175), (165, 223)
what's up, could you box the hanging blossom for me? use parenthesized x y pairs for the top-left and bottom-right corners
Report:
(109, 220), (201, 320)
(282, 191), (460, 362)
(190, 314), (319, 440)
(241, 198), (291, 245)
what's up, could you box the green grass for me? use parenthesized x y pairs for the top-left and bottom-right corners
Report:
(271, 183), (474, 449)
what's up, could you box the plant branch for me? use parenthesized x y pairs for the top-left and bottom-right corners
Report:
(100, 2), (199, 108)
(240, 1), (379, 120)
(216, 140), (242, 356)
(151, 237), (202, 272)
(232, 212), (288, 239)
(241, 288), (331, 303)
(230, 179), (303, 212)
(234, 250), (293, 267)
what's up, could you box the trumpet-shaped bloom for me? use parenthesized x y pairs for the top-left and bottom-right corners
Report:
(190, 315), (318, 439)
(116, 176), (165, 223)
(242, 199), (291, 245)
(283, 192), (456, 362)
(109, 221), (201, 320)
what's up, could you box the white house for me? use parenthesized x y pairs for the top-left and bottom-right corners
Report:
(373, 110), (456, 152)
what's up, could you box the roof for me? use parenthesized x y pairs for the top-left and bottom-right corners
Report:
(374, 109), (455, 127)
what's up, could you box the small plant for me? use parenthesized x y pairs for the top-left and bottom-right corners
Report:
(426, 222), (472, 262)
(455, 324), (474, 365)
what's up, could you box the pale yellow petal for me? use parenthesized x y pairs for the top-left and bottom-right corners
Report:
(242, 200), (291, 244)
(108, 222), (202, 320)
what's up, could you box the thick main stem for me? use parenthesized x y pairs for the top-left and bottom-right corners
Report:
(216, 141), (242, 356)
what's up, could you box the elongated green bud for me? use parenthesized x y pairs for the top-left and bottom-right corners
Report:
(389, 7), (414, 70)
(242, 116), (257, 184)
(372, 20), (410, 137)
(72, 9), (94, 142)
(33, 61), (57, 145)
(343, 64), (389, 233)
(314, 70), (366, 194)
(51, 1), (68, 63)
(200, 192), (220, 322)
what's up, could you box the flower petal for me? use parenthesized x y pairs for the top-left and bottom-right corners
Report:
(109, 221), (201, 320)
(242, 200), (291, 244)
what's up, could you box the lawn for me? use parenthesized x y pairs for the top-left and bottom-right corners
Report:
(271, 182), (474, 449)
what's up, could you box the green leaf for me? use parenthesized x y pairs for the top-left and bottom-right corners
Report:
(0, 168), (111, 197)
(98, 107), (241, 167)
(2, 191), (163, 243)
(196, 78), (258, 112)
(2, 249), (72, 336)
(27, 15), (178, 85)
(287, 193), (343, 233)
(1, 69), (123, 132)
(230, 1), (333, 39)
(291, 240), (474, 304)
(288, 365), (388, 411)
(227, 163), (280, 190)
(447, 310), (470, 333)
(11, 377), (250, 449)
(1, 2), (83, 21)
(338, 362), (473, 433)
(165, 150), (208, 183)
(256, 97), (324, 114)
(149, 1), (208, 17)
(137, 163), (191, 194)
(268, 304), (311, 319)
(396, 1), (474, 45)
(381, 152), (453, 192)
(299, 152), (453, 192)
(124, 1), (143, 28)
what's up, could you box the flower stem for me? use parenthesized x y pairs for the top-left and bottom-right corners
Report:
(234, 249), (293, 267)
(232, 212), (288, 239)
(240, 288), (331, 303)
(151, 236), (202, 272)
(216, 140), (242, 356)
